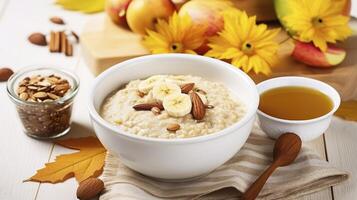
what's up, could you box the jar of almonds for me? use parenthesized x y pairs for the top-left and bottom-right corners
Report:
(6, 67), (79, 139)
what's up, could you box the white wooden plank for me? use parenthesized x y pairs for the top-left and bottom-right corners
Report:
(0, 0), (9, 19)
(0, 0), (82, 199)
(36, 58), (96, 200)
(325, 117), (357, 200)
(296, 136), (333, 200)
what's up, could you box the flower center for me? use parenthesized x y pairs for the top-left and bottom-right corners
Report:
(170, 43), (184, 53)
(312, 17), (324, 27)
(242, 42), (254, 55)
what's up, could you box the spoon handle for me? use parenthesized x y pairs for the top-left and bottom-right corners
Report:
(242, 161), (279, 200)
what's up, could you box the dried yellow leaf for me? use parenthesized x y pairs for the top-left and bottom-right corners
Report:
(334, 101), (357, 121)
(25, 137), (107, 183)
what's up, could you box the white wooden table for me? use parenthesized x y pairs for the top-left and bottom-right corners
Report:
(0, 0), (357, 199)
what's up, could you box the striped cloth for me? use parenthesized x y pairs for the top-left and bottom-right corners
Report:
(100, 125), (348, 200)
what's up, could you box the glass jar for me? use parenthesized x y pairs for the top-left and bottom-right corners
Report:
(6, 67), (79, 139)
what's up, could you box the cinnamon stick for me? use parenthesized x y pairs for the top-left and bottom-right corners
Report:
(49, 31), (56, 52)
(60, 32), (67, 53)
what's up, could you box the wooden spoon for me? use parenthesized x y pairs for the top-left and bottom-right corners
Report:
(242, 132), (302, 200)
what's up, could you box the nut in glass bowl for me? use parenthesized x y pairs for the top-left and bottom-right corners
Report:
(7, 67), (79, 139)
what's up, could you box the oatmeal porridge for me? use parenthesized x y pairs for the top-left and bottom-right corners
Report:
(100, 75), (246, 139)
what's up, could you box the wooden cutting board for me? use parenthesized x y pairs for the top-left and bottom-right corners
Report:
(80, 15), (149, 75)
(80, 15), (357, 100)
(80, 15), (281, 75)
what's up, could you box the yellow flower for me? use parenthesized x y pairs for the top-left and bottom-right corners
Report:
(205, 9), (280, 75)
(142, 12), (206, 54)
(284, 0), (352, 51)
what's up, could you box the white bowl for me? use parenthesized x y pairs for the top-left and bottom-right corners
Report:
(257, 76), (340, 142)
(88, 54), (259, 180)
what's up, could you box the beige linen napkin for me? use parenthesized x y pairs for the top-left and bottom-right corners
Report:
(99, 125), (348, 200)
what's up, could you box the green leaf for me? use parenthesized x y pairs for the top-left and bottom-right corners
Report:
(56, 0), (105, 13)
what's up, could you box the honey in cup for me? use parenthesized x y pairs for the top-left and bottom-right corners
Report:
(259, 86), (333, 120)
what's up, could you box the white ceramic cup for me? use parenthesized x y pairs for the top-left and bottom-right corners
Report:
(88, 54), (259, 180)
(256, 76), (341, 141)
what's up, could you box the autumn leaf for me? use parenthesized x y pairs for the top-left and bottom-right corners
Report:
(335, 100), (357, 121)
(56, 0), (105, 13)
(25, 137), (107, 183)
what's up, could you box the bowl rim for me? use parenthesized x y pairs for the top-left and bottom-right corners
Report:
(88, 54), (259, 144)
(256, 76), (341, 124)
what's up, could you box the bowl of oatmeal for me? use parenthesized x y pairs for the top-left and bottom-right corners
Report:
(88, 54), (259, 180)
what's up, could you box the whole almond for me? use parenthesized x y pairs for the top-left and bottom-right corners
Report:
(28, 33), (47, 46)
(0, 68), (14, 82)
(167, 123), (180, 132)
(77, 178), (104, 200)
(133, 102), (164, 111)
(190, 91), (206, 120)
(180, 83), (195, 94)
(50, 16), (65, 25)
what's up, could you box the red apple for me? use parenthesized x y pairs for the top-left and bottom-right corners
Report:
(292, 40), (346, 68)
(105, 0), (132, 27)
(178, 0), (234, 54)
(126, 0), (176, 35)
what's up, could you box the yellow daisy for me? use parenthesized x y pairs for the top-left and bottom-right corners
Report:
(205, 9), (280, 75)
(142, 12), (206, 54)
(284, 0), (352, 51)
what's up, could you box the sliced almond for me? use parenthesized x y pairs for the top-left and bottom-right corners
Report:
(27, 86), (38, 90)
(33, 92), (48, 98)
(133, 102), (164, 111)
(19, 93), (29, 100)
(180, 83), (195, 94)
(190, 91), (206, 120)
(137, 90), (146, 98)
(48, 76), (60, 84)
(151, 107), (161, 115)
(167, 123), (180, 132)
(47, 93), (60, 100)
(17, 86), (27, 94)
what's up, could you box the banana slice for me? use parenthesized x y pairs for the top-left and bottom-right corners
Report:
(163, 94), (192, 117)
(138, 75), (165, 94)
(167, 75), (187, 85)
(152, 82), (181, 102)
